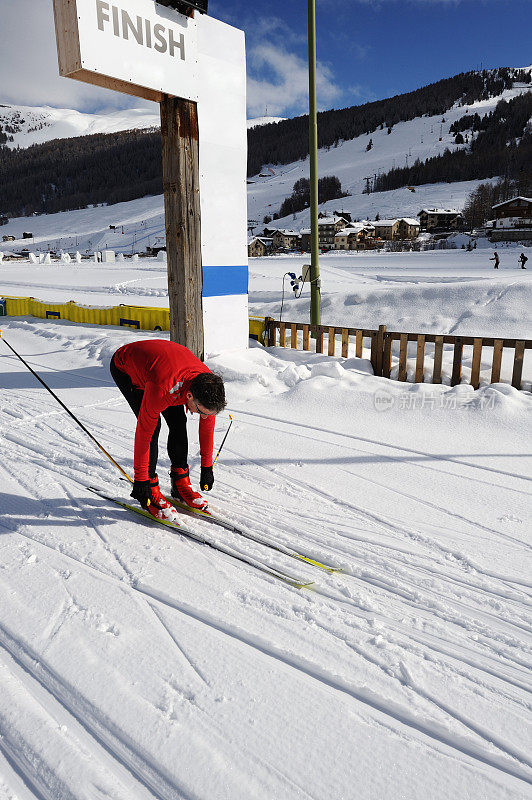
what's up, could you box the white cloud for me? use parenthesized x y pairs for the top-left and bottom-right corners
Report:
(247, 44), (343, 117)
(0, 0), (153, 112)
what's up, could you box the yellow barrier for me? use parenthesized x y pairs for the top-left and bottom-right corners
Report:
(1, 295), (170, 332)
(1, 294), (266, 339)
(249, 316), (267, 344)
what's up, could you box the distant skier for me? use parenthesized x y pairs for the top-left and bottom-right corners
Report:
(490, 251), (500, 269)
(110, 340), (226, 519)
(519, 252), (528, 269)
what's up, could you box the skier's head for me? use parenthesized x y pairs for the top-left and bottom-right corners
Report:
(189, 372), (226, 415)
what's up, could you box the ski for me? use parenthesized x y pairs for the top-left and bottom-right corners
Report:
(87, 487), (314, 590)
(117, 476), (338, 573)
(165, 495), (342, 574)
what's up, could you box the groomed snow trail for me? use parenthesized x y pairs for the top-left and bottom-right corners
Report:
(0, 319), (530, 799)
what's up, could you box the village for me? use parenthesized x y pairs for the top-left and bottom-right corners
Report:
(248, 196), (532, 256)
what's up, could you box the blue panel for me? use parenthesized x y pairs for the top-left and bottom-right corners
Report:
(203, 265), (248, 297)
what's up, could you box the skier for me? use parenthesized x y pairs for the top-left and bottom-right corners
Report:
(110, 340), (226, 519)
(490, 251), (500, 269)
(519, 252), (528, 269)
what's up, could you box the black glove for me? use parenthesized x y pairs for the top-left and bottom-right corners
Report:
(200, 466), (214, 491)
(131, 480), (152, 509)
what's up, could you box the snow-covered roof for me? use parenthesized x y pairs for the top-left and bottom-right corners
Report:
(335, 228), (359, 237)
(492, 196), (532, 209)
(317, 217), (338, 225)
(373, 219), (398, 227)
(418, 208), (461, 215)
(400, 218), (421, 226)
(273, 229), (299, 236)
(249, 237), (273, 245)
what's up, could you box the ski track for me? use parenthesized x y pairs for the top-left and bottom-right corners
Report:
(1, 333), (531, 795)
(2, 393), (531, 676)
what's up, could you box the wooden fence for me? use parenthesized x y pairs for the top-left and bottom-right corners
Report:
(264, 318), (531, 390)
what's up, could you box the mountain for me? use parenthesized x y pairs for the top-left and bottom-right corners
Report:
(0, 103), (284, 148)
(0, 103), (159, 149)
(1, 68), (530, 222)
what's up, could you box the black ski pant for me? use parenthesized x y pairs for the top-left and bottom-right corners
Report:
(110, 355), (188, 478)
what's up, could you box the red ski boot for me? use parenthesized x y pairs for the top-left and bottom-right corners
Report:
(170, 466), (208, 510)
(147, 475), (179, 521)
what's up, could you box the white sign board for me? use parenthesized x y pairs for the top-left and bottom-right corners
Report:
(54, 0), (198, 101)
(53, 0), (249, 355)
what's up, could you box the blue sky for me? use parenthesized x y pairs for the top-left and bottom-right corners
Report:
(212, 0), (532, 117)
(0, 0), (530, 116)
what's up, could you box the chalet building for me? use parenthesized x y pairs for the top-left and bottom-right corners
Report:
(395, 218), (420, 239)
(335, 223), (376, 251)
(417, 208), (464, 232)
(372, 219), (399, 240)
(248, 237), (274, 257)
(300, 229), (311, 251)
(489, 196), (532, 242)
(318, 216), (348, 251)
(271, 229), (300, 251)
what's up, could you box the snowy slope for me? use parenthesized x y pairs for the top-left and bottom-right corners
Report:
(0, 316), (530, 799)
(248, 83), (532, 228)
(0, 103), (160, 148)
(0, 103), (284, 149)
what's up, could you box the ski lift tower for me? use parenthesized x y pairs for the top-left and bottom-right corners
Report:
(52, 0), (248, 359)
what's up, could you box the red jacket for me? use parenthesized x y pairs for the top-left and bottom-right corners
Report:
(114, 340), (215, 480)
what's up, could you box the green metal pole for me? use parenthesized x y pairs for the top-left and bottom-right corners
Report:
(308, 0), (321, 328)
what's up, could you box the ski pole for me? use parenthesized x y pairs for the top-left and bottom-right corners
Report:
(0, 330), (133, 484)
(204, 414), (234, 489)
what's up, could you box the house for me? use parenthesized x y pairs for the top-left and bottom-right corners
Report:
(417, 208), (464, 232)
(271, 229), (300, 251)
(318, 216), (348, 251)
(395, 218), (420, 239)
(489, 196), (532, 241)
(335, 222), (376, 251)
(372, 219), (399, 241)
(248, 237), (274, 257)
(300, 229), (311, 252)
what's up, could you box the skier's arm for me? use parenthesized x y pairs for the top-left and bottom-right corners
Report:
(199, 414), (215, 467)
(133, 382), (166, 480)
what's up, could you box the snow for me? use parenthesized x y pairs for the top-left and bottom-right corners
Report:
(1, 239), (531, 797)
(247, 84), (532, 230)
(0, 78), (531, 798)
(0, 103), (284, 149)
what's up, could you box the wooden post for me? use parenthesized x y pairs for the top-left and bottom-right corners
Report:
(291, 323), (298, 350)
(315, 327), (323, 354)
(511, 341), (525, 390)
(355, 330), (363, 358)
(328, 326), (336, 356)
(341, 328), (349, 358)
(415, 335), (425, 383)
(433, 336), (443, 384)
(451, 338), (463, 387)
(303, 325), (310, 351)
(398, 334), (408, 382)
(382, 334), (393, 379)
(375, 325), (387, 377)
(264, 317), (274, 347)
(491, 339), (504, 384)
(279, 322), (286, 347)
(470, 338), (483, 389)
(161, 96), (203, 359)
